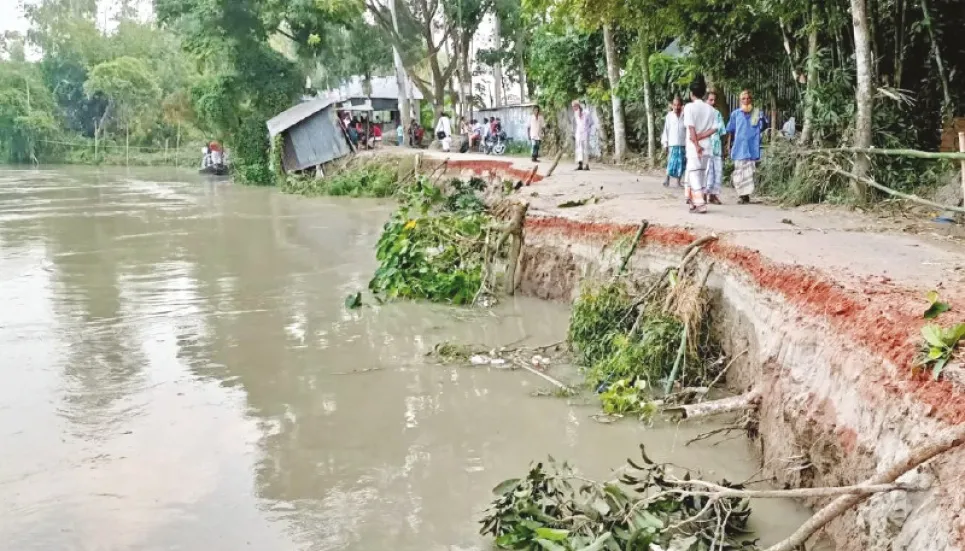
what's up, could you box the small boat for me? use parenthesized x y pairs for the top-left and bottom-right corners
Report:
(199, 164), (230, 176)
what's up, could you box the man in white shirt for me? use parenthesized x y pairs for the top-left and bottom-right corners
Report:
(682, 79), (719, 213)
(572, 100), (593, 171)
(661, 96), (686, 187)
(435, 112), (452, 152)
(527, 106), (545, 162)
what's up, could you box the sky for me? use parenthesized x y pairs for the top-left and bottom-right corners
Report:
(0, 0), (153, 35)
(1, 1), (30, 35)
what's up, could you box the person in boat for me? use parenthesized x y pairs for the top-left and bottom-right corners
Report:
(201, 145), (211, 169)
(209, 141), (224, 167)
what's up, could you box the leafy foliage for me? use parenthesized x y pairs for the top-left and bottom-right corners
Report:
(0, 61), (61, 162)
(480, 450), (757, 550)
(527, 29), (606, 111)
(282, 164), (401, 198)
(924, 291), (951, 320)
(585, 315), (684, 390)
(368, 177), (494, 305)
(599, 378), (658, 418)
(567, 280), (636, 366)
(916, 323), (965, 381)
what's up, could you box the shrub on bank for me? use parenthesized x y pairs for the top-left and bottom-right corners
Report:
(282, 163), (400, 198)
(368, 177), (503, 305)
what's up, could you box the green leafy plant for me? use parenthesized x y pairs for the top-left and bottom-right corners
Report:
(567, 281), (636, 366)
(282, 163), (400, 198)
(344, 292), (362, 309)
(599, 378), (657, 418)
(924, 291), (951, 320)
(916, 323), (965, 380)
(368, 176), (493, 305)
(480, 449), (757, 551)
(586, 316), (683, 391)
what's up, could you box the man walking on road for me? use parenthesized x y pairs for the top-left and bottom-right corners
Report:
(705, 92), (726, 204)
(435, 112), (452, 152)
(572, 100), (593, 171)
(528, 106), (545, 162)
(661, 95), (686, 187)
(726, 89), (769, 204)
(682, 79), (719, 214)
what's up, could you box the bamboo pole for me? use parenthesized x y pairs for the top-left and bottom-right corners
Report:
(958, 132), (965, 206)
(126, 127), (130, 166)
(831, 167), (965, 214)
(175, 120), (181, 168)
(617, 220), (649, 275)
(810, 147), (965, 160)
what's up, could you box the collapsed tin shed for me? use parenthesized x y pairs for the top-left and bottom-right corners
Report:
(267, 97), (353, 173)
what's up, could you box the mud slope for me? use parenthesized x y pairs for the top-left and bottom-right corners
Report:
(518, 216), (965, 551)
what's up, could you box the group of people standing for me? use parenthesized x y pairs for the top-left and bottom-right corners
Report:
(662, 83), (768, 213)
(340, 113), (383, 149)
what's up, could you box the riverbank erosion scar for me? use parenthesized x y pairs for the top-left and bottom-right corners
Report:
(516, 215), (965, 551)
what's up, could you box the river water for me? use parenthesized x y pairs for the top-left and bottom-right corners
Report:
(0, 167), (817, 551)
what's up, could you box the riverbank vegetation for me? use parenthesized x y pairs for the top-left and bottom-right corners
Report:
(0, 2), (208, 167)
(4, 0), (963, 203)
(480, 450), (756, 551)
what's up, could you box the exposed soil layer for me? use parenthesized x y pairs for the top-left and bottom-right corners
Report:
(517, 214), (965, 551)
(445, 160), (544, 184)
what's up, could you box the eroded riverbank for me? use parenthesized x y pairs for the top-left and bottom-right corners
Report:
(0, 166), (817, 550)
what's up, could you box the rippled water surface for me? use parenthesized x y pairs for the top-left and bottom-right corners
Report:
(0, 166), (816, 551)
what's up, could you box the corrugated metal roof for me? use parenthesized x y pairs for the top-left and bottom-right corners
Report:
(267, 97), (338, 137)
(320, 76), (425, 102)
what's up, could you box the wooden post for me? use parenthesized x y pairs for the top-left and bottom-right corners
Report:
(175, 120), (181, 168)
(94, 121), (98, 162)
(126, 127), (130, 166)
(546, 151), (565, 178)
(959, 132), (965, 208)
(165, 138), (169, 164)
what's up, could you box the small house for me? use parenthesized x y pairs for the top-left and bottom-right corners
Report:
(321, 76), (424, 129)
(267, 97), (352, 173)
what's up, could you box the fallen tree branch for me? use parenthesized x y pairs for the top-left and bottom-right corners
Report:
(665, 387), (762, 419)
(513, 361), (570, 390)
(681, 233), (719, 259)
(812, 147), (965, 161)
(831, 167), (965, 214)
(668, 479), (924, 500)
(764, 424), (965, 551)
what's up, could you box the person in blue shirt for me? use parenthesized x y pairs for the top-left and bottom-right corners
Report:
(726, 89), (769, 204)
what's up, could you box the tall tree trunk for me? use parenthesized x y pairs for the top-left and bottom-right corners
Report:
(516, 30), (527, 103)
(799, 0), (820, 146)
(492, 14), (503, 107)
(639, 36), (656, 163)
(850, 0), (873, 200)
(461, 36), (472, 119)
(920, 0), (952, 121)
(893, 0), (905, 88)
(389, 0), (411, 133)
(779, 19), (804, 83)
(602, 23), (626, 162)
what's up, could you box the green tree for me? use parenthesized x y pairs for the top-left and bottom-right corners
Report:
(0, 61), (61, 163)
(84, 56), (161, 136)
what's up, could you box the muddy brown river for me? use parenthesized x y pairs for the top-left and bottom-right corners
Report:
(0, 167), (818, 550)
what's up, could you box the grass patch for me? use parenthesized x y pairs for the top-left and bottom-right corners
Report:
(282, 162), (400, 198)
